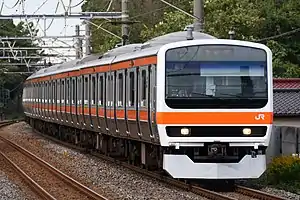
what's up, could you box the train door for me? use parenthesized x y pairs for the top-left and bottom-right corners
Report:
(63, 78), (68, 123)
(83, 75), (90, 128)
(32, 83), (36, 117)
(112, 70), (118, 135)
(106, 71), (115, 134)
(40, 82), (44, 118)
(71, 77), (78, 126)
(138, 66), (154, 141)
(149, 64), (159, 142)
(56, 79), (60, 121)
(60, 78), (67, 123)
(57, 79), (61, 122)
(54, 79), (58, 121)
(35, 83), (38, 117)
(41, 82), (45, 119)
(45, 82), (49, 119)
(65, 78), (70, 124)
(50, 81), (54, 120)
(97, 73), (105, 132)
(77, 76), (84, 128)
(116, 70), (126, 137)
(36, 83), (40, 117)
(126, 67), (139, 139)
(30, 83), (33, 116)
(91, 74), (98, 129)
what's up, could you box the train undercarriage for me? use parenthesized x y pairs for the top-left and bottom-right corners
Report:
(26, 117), (267, 185)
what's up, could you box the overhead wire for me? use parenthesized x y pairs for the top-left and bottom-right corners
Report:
(33, 0), (50, 15)
(45, 1), (60, 32)
(3, 0), (20, 9)
(254, 28), (300, 42)
(69, 0), (84, 9)
(129, 6), (169, 19)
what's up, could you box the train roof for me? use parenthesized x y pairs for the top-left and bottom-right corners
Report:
(26, 31), (216, 81)
(141, 31), (216, 49)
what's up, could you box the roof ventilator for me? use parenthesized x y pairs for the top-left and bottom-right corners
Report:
(186, 26), (194, 40)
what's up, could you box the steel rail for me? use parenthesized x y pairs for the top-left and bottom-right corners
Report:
(0, 152), (56, 200)
(6, 120), (289, 200)
(0, 121), (109, 200)
(235, 185), (288, 200)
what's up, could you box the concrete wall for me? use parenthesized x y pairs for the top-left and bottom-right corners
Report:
(266, 124), (300, 164)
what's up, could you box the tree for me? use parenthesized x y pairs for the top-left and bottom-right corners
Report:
(258, 0), (300, 77)
(81, 0), (185, 53)
(0, 19), (39, 115)
(82, 0), (300, 78)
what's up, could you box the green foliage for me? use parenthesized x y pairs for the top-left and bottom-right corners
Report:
(0, 19), (39, 114)
(82, 0), (300, 78)
(264, 155), (300, 193)
(81, 0), (184, 53)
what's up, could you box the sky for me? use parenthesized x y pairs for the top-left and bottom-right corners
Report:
(1, 0), (87, 64)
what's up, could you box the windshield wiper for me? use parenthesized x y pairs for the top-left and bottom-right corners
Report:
(167, 72), (201, 77)
(219, 92), (267, 99)
(191, 92), (223, 99)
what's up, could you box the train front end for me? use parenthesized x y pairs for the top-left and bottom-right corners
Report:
(156, 39), (273, 179)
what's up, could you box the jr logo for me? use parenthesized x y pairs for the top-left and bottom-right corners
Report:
(255, 113), (265, 120)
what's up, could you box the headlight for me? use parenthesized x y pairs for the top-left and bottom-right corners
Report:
(181, 128), (190, 136)
(242, 128), (252, 135)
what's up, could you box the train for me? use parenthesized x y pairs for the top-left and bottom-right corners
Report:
(22, 30), (273, 181)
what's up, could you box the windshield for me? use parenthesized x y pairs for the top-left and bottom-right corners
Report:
(165, 45), (268, 109)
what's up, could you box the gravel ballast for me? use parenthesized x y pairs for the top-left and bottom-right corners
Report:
(0, 172), (27, 200)
(0, 164), (40, 200)
(2, 122), (300, 200)
(1, 122), (208, 200)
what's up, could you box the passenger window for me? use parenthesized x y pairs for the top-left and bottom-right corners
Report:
(84, 77), (88, 106)
(92, 76), (96, 105)
(99, 75), (103, 106)
(77, 78), (81, 105)
(62, 80), (65, 104)
(72, 79), (75, 105)
(141, 70), (147, 107)
(66, 79), (69, 105)
(113, 72), (116, 107)
(107, 75), (113, 107)
(57, 81), (61, 104)
(54, 81), (57, 105)
(45, 83), (48, 104)
(129, 71), (135, 107)
(41, 82), (44, 103)
(118, 73), (123, 107)
(49, 82), (52, 104)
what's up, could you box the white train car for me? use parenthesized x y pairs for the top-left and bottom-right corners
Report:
(23, 30), (273, 180)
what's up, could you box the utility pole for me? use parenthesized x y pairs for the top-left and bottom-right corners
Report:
(85, 20), (91, 56)
(193, 0), (204, 32)
(75, 25), (83, 59)
(121, 0), (129, 45)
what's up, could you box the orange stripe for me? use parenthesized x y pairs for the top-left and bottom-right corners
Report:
(94, 65), (110, 73)
(24, 103), (152, 121)
(134, 56), (157, 66)
(53, 72), (69, 80)
(25, 56), (157, 84)
(81, 67), (95, 75)
(69, 70), (81, 77)
(156, 112), (273, 124)
(111, 61), (132, 70)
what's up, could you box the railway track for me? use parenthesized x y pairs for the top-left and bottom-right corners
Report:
(29, 123), (289, 200)
(0, 120), (109, 200)
(1, 120), (289, 200)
